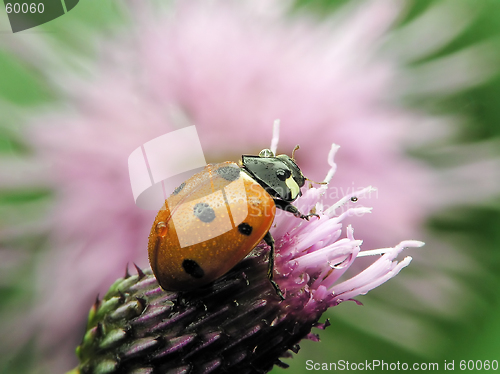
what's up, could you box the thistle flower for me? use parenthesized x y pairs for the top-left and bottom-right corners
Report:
(72, 132), (423, 373)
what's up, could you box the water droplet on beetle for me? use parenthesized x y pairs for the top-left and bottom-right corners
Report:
(156, 221), (167, 237)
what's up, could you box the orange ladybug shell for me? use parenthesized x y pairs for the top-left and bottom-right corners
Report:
(148, 161), (276, 291)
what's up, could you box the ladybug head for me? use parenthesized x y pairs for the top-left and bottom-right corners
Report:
(241, 148), (306, 202)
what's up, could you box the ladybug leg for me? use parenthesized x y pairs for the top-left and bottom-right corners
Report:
(273, 199), (319, 221)
(263, 231), (284, 300)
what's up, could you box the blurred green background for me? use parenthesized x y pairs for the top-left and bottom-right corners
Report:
(1, 1), (499, 373)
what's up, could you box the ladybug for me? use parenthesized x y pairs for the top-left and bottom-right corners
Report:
(148, 147), (316, 299)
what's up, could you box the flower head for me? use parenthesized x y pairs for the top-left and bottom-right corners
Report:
(73, 125), (423, 373)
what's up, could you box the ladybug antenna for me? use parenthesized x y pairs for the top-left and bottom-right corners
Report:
(291, 144), (300, 160)
(270, 119), (280, 155)
(306, 177), (328, 186)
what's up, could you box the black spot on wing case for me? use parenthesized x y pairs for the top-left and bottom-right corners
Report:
(216, 165), (241, 181)
(182, 259), (205, 279)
